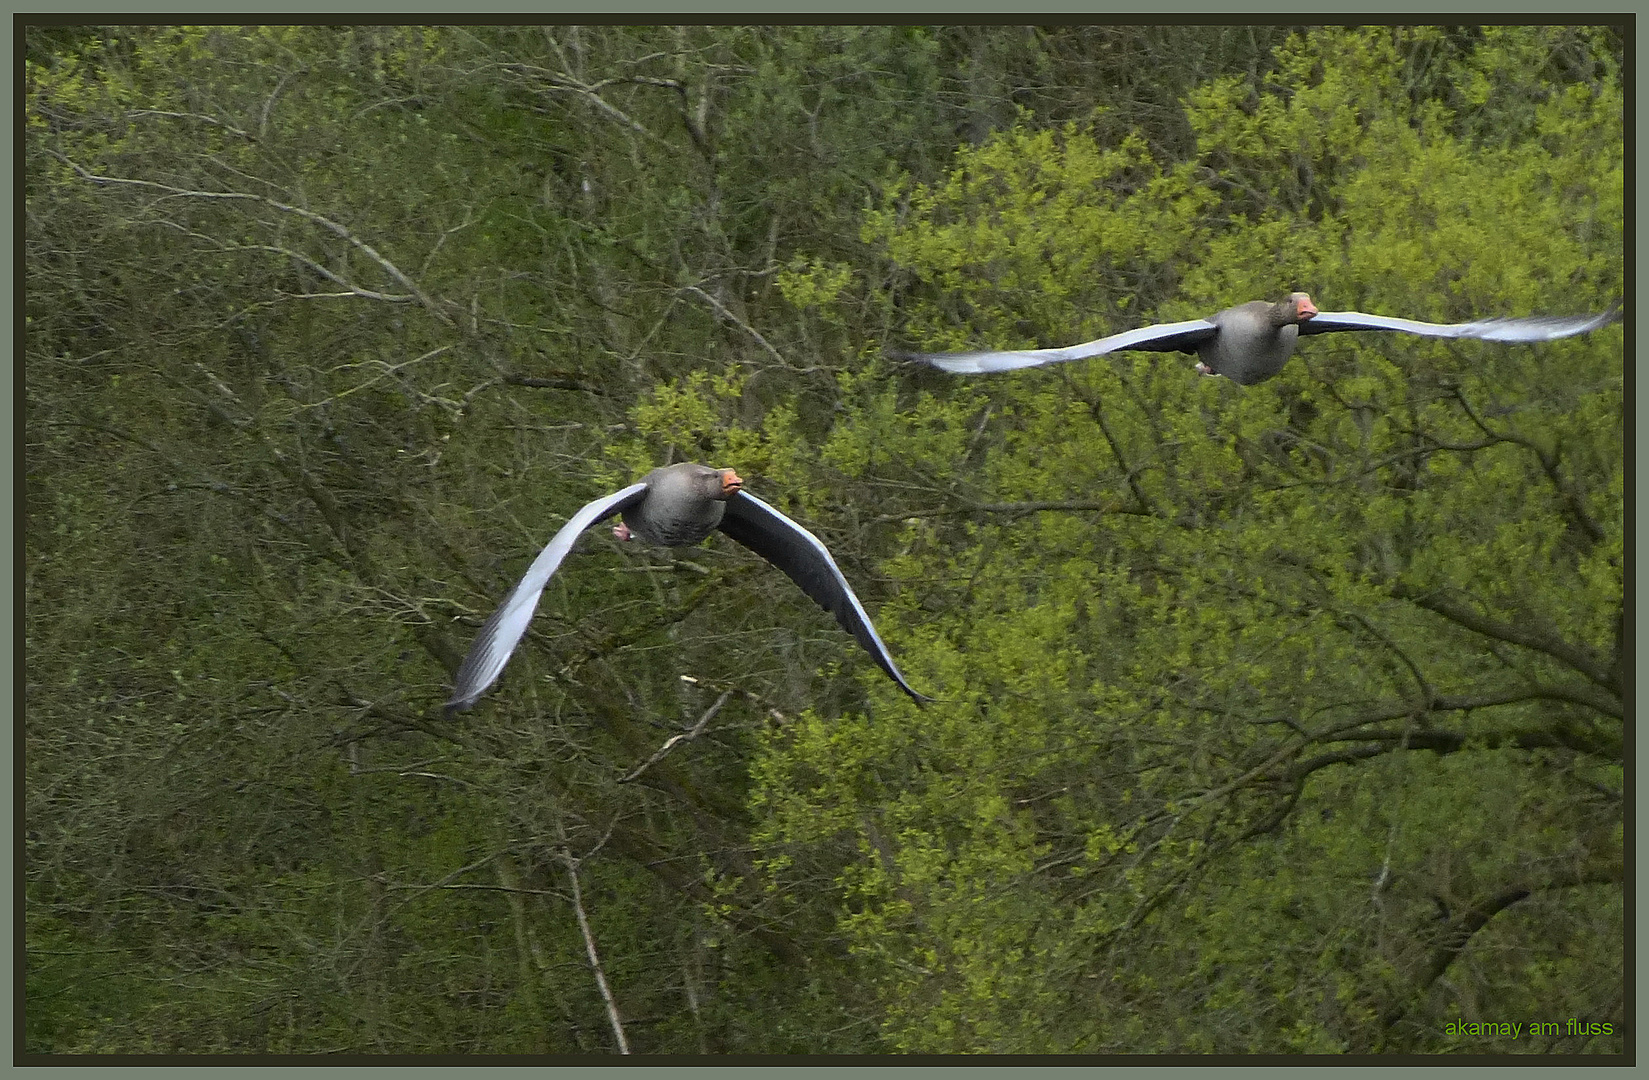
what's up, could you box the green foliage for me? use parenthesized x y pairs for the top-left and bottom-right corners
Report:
(757, 23), (1622, 1054)
(27, 23), (1620, 1056)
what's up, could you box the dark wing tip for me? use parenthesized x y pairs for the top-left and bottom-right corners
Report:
(886, 347), (955, 368)
(719, 492), (930, 704)
(875, 664), (933, 706)
(864, 668), (932, 707)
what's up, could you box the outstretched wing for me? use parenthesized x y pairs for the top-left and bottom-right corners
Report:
(446, 483), (650, 714)
(893, 318), (1219, 374)
(1299, 304), (1621, 342)
(717, 492), (929, 704)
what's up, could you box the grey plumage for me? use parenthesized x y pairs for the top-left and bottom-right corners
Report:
(898, 294), (1621, 386)
(446, 463), (927, 713)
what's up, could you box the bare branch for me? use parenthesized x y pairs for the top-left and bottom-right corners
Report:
(54, 153), (452, 324)
(295, 347), (453, 410)
(43, 417), (356, 573)
(127, 109), (253, 139)
(680, 284), (791, 368)
(259, 66), (304, 138)
(504, 373), (609, 395)
(384, 845), (515, 921)
(234, 241), (416, 303)
(500, 61), (671, 147)
(559, 842), (630, 1054)
(871, 499), (1149, 525)
(619, 689), (734, 784)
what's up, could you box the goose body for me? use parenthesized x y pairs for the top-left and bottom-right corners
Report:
(447, 463), (927, 712)
(900, 294), (1621, 386)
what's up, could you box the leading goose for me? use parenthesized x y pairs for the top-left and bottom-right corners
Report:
(447, 463), (927, 712)
(899, 293), (1622, 386)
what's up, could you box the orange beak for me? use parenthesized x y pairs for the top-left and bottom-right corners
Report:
(721, 468), (744, 496)
(1296, 294), (1319, 320)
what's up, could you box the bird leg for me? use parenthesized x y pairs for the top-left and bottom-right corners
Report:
(613, 521), (632, 541)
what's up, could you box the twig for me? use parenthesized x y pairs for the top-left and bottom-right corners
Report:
(619, 689), (734, 784)
(681, 284), (790, 368)
(1450, 385), (1606, 544)
(295, 346), (453, 409)
(384, 845), (514, 920)
(53, 153), (452, 324)
(500, 60), (671, 147)
(869, 499), (1146, 525)
(504, 373), (608, 395)
(1371, 725), (1412, 909)
(259, 67), (304, 138)
(1391, 583), (1617, 693)
(559, 840), (630, 1054)
(250, 243), (416, 302)
(127, 109), (253, 139)
(1343, 611), (1435, 709)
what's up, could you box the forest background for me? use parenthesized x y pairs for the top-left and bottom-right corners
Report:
(24, 24), (1624, 1055)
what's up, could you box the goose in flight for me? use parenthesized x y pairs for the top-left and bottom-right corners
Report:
(447, 463), (927, 712)
(898, 293), (1622, 385)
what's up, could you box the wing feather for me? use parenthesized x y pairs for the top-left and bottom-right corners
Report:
(718, 492), (929, 704)
(895, 318), (1219, 373)
(1300, 304), (1621, 342)
(446, 483), (650, 713)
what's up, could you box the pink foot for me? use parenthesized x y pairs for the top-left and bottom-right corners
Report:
(613, 522), (632, 541)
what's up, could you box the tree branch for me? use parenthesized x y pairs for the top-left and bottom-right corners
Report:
(1393, 584), (1617, 694)
(1085, 394), (1156, 516)
(54, 153), (453, 324)
(1452, 385), (1607, 545)
(1379, 862), (1623, 1032)
(680, 284), (791, 369)
(619, 689), (733, 784)
(870, 499), (1149, 525)
(504, 373), (610, 395)
(127, 109), (254, 139)
(500, 60), (672, 147)
(559, 840), (630, 1054)
(1340, 610), (1435, 707)
(1286, 717), (1620, 780)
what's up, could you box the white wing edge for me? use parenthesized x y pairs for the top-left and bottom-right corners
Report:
(1307, 307), (1622, 342)
(730, 492), (927, 702)
(446, 482), (650, 712)
(916, 318), (1219, 373)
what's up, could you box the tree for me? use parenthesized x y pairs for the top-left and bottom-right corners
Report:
(756, 24), (1623, 1053)
(26, 23), (1622, 1055)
